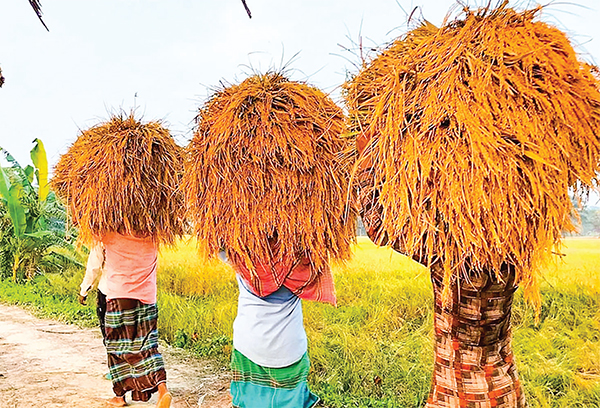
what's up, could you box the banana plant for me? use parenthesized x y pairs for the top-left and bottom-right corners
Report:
(0, 139), (81, 281)
(0, 150), (27, 281)
(30, 138), (49, 202)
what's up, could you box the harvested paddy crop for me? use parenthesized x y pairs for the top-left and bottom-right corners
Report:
(51, 113), (185, 245)
(184, 72), (355, 270)
(344, 1), (600, 303)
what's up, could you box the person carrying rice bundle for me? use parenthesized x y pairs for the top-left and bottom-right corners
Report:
(52, 113), (185, 408)
(344, 2), (600, 407)
(184, 72), (355, 408)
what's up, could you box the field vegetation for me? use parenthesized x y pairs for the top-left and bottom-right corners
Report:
(0, 237), (598, 407)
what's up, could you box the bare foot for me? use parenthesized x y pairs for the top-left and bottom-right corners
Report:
(156, 383), (171, 408)
(107, 396), (127, 407)
(156, 392), (172, 408)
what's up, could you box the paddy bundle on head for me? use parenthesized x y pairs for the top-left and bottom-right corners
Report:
(344, 2), (600, 302)
(51, 113), (185, 245)
(185, 72), (355, 269)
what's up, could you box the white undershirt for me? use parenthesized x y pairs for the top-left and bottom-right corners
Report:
(232, 275), (308, 368)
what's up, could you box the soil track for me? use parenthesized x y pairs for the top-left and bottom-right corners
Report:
(0, 304), (231, 408)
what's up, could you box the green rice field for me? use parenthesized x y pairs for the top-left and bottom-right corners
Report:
(0, 237), (598, 407)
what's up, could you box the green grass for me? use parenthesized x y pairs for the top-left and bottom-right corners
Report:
(0, 271), (96, 326)
(511, 238), (600, 407)
(0, 237), (599, 407)
(305, 244), (433, 407)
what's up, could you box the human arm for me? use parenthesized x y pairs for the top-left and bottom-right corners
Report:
(79, 243), (105, 304)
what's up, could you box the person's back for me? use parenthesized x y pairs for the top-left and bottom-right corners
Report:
(102, 232), (158, 304)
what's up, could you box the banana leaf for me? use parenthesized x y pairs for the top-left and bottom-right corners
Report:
(30, 139), (48, 202)
(0, 167), (26, 238)
(24, 166), (35, 184)
(0, 148), (34, 194)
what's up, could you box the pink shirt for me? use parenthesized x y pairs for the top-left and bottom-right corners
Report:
(100, 232), (158, 304)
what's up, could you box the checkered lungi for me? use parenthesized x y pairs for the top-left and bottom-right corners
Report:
(104, 298), (167, 402)
(426, 264), (526, 407)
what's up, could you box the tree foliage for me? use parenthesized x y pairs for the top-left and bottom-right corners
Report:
(28, 0), (48, 31)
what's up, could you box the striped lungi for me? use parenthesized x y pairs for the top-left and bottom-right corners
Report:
(231, 349), (319, 408)
(105, 298), (167, 402)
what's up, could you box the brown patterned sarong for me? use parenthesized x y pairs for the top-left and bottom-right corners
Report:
(427, 264), (526, 408)
(105, 298), (167, 401)
(358, 169), (527, 407)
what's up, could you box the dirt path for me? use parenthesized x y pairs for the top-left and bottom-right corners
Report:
(0, 304), (232, 408)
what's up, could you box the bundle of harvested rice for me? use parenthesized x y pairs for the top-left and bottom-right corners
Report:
(51, 113), (185, 245)
(345, 2), (600, 302)
(184, 72), (355, 269)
